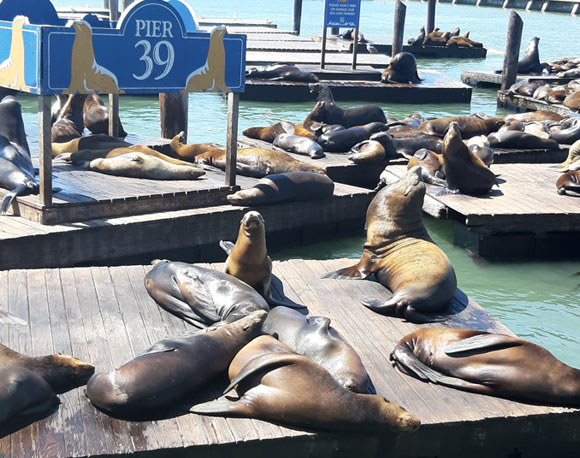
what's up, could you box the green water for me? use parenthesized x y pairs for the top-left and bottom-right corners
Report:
(24, 1), (580, 366)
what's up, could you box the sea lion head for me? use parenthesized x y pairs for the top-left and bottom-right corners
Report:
(384, 52), (421, 84)
(364, 394), (421, 432)
(40, 354), (95, 393)
(308, 83), (334, 103)
(374, 166), (425, 223)
(442, 122), (466, 157)
(240, 210), (265, 239)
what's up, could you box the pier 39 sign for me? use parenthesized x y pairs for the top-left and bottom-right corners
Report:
(324, 0), (361, 29)
(0, 0), (246, 95)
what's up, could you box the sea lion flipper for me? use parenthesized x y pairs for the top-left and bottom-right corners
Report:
(190, 398), (244, 416)
(0, 183), (26, 215)
(390, 345), (449, 383)
(268, 274), (307, 309)
(138, 341), (179, 356)
(0, 310), (27, 325)
(403, 307), (449, 324)
(219, 240), (235, 255)
(320, 264), (370, 280)
(444, 333), (523, 355)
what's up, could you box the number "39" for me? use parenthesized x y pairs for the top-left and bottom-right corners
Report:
(132, 40), (175, 81)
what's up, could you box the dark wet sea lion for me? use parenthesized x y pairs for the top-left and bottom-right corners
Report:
(195, 147), (326, 178)
(192, 335), (421, 434)
(318, 122), (387, 152)
(407, 26), (425, 46)
(381, 52), (422, 84)
(263, 306), (372, 393)
(51, 93), (87, 143)
(273, 133), (325, 159)
(89, 153), (206, 180)
(304, 83), (387, 128)
(168, 132), (223, 160)
(419, 116), (504, 139)
(487, 131), (559, 150)
(518, 37), (543, 75)
(86, 311), (266, 417)
(556, 171), (580, 196)
(52, 134), (131, 157)
(83, 93), (127, 137)
(442, 122), (497, 195)
(550, 118), (580, 144)
(246, 64), (319, 83)
(391, 328), (580, 407)
(469, 144), (494, 167)
(322, 167), (457, 322)
(227, 171), (334, 206)
(144, 260), (269, 329)
(348, 140), (386, 164)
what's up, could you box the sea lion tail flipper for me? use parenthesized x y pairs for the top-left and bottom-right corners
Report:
(320, 264), (369, 280)
(0, 310), (27, 325)
(390, 345), (452, 384)
(191, 398), (246, 416)
(219, 240), (235, 255)
(1, 184), (26, 215)
(403, 308), (449, 324)
(444, 333), (523, 355)
(361, 297), (397, 315)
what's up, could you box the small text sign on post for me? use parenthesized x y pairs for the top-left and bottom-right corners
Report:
(321, 0), (361, 70)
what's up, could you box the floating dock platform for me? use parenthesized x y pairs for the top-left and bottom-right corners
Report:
(497, 90), (579, 117)
(461, 71), (573, 88)
(0, 259), (578, 457)
(382, 163), (580, 258)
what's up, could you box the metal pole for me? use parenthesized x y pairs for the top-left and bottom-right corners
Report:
(293, 0), (303, 35)
(320, 26), (328, 69)
(225, 92), (239, 187)
(500, 10), (523, 91)
(109, 0), (119, 21)
(38, 95), (52, 208)
(392, 0), (407, 57)
(351, 26), (359, 70)
(427, 0), (436, 34)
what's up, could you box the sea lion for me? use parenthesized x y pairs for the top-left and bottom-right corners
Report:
(381, 52), (422, 84)
(391, 328), (580, 407)
(51, 94), (87, 143)
(419, 116), (504, 139)
(0, 344), (95, 394)
(304, 83), (387, 128)
(0, 96), (37, 215)
(262, 306), (372, 394)
(517, 37), (544, 75)
(89, 152), (206, 180)
(51, 94), (68, 123)
(550, 118), (580, 144)
(318, 122), (387, 152)
(184, 26), (227, 92)
(168, 132), (223, 160)
(469, 144), (494, 167)
(556, 171), (580, 196)
(442, 122), (497, 195)
(406, 148), (446, 186)
(446, 32), (483, 48)
(191, 335), (421, 434)
(504, 110), (565, 122)
(52, 133), (131, 157)
(423, 30), (451, 46)
(555, 139), (580, 171)
(227, 171), (334, 206)
(487, 131), (559, 150)
(83, 93), (127, 137)
(322, 167), (457, 323)
(348, 140), (386, 164)
(563, 90), (580, 111)
(243, 121), (316, 143)
(371, 131), (442, 158)
(144, 260), (269, 329)
(407, 27), (425, 46)
(246, 64), (319, 83)
(273, 133), (325, 159)
(86, 311), (267, 417)
(195, 147), (326, 178)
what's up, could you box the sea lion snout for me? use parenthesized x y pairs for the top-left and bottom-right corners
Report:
(396, 409), (421, 432)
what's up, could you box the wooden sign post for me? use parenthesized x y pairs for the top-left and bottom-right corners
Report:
(320, 0), (362, 70)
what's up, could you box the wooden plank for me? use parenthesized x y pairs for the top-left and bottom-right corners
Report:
(0, 270), (11, 457)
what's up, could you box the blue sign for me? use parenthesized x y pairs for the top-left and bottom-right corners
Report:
(0, 0), (245, 95)
(324, 0), (361, 29)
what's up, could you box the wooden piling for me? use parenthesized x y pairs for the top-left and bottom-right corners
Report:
(159, 93), (189, 142)
(108, 0), (118, 21)
(351, 26), (359, 70)
(500, 10), (523, 91)
(427, 0), (436, 33)
(38, 96), (52, 208)
(293, 0), (303, 35)
(392, 0), (407, 57)
(108, 94), (120, 138)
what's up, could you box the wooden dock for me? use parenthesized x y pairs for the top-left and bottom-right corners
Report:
(461, 71), (573, 88)
(497, 90), (578, 117)
(0, 259), (578, 457)
(382, 163), (580, 258)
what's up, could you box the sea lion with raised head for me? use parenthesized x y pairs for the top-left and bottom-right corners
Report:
(83, 93), (127, 137)
(192, 335), (421, 434)
(555, 139), (580, 171)
(419, 116), (504, 139)
(168, 132), (223, 160)
(322, 167), (457, 323)
(144, 260), (269, 329)
(407, 27), (425, 46)
(391, 328), (580, 407)
(86, 311), (267, 417)
(381, 52), (422, 84)
(442, 122), (497, 195)
(227, 171), (334, 206)
(304, 83), (387, 128)
(184, 26), (227, 92)
(517, 37), (544, 75)
(263, 306), (372, 393)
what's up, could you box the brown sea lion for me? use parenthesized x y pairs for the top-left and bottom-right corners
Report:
(263, 306), (372, 394)
(51, 94), (87, 143)
(85, 310), (266, 417)
(381, 52), (422, 84)
(168, 132), (223, 160)
(227, 171), (334, 206)
(183, 26), (227, 92)
(555, 139), (580, 171)
(563, 90), (580, 110)
(446, 32), (482, 48)
(51, 134), (131, 157)
(322, 167), (457, 323)
(391, 328), (580, 407)
(144, 260), (269, 329)
(442, 122), (497, 195)
(195, 147), (326, 178)
(556, 171), (580, 196)
(89, 153), (206, 180)
(304, 83), (387, 128)
(550, 118), (580, 144)
(83, 93), (127, 137)
(348, 140), (386, 164)
(504, 110), (565, 122)
(243, 121), (292, 143)
(423, 30), (451, 46)
(419, 116), (504, 139)
(191, 335), (421, 434)
(406, 148), (446, 186)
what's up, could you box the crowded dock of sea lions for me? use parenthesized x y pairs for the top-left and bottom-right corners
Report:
(0, 0), (579, 457)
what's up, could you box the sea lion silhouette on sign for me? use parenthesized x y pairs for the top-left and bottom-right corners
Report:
(184, 26), (227, 93)
(66, 21), (121, 94)
(0, 16), (30, 92)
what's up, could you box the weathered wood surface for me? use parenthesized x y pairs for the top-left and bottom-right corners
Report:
(383, 163), (580, 234)
(497, 91), (578, 116)
(0, 259), (577, 457)
(461, 70), (572, 87)
(245, 50), (390, 68)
